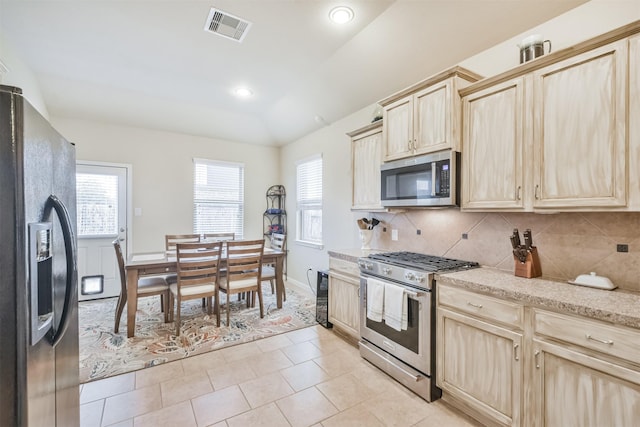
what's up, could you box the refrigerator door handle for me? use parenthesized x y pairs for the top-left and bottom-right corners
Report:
(43, 195), (78, 348)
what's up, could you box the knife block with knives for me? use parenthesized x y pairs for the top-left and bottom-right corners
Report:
(510, 228), (542, 279)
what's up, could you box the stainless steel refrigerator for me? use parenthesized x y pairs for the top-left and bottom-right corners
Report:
(0, 85), (80, 427)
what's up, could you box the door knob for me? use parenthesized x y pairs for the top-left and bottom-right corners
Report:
(120, 227), (125, 232)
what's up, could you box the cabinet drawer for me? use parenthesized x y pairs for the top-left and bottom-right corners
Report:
(534, 309), (640, 365)
(438, 284), (523, 329)
(329, 257), (360, 278)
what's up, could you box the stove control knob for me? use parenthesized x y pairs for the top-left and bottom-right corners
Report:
(405, 272), (415, 281)
(414, 274), (425, 283)
(358, 261), (373, 270)
(382, 267), (392, 275)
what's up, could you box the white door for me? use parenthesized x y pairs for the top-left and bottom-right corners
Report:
(76, 163), (129, 301)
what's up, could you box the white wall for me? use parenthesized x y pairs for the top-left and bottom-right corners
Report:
(280, 0), (640, 286)
(281, 104), (375, 287)
(52, 117), (280, 253)
(459, 0), (640, 76)
(0, 34), (49, 118)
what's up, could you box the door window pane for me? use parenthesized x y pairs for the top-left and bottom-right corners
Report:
(76, 173), (118, 236)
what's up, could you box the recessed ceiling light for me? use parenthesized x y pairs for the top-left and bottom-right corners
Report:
(233, 87), (253, 98)
(329, 6), (354, 24)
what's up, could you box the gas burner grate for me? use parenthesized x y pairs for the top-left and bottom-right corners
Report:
(368, 251), (479, 272)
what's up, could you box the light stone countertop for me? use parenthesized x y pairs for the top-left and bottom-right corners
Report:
(436, 267), (640, 330)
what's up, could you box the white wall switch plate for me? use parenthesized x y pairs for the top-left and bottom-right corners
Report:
(392, 229), (398, 241)
(134, 207), (142, 217)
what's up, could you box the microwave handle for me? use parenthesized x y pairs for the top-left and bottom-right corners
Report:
(431, 163), (436, 196)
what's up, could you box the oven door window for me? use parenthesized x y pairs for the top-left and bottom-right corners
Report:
(366, 297), (419, 353)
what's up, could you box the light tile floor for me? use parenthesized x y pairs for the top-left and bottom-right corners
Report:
(79, 325), (483, 427)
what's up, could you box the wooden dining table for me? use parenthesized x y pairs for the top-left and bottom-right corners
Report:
(124, 247), (286, 338)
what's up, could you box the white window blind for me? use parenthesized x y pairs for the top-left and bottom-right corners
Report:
(296, 155), (322, 245)
(76, 173), (118, 236)
(193, 159), (244, 239)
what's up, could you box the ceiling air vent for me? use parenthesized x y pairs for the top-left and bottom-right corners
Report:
(204, 8), (252, 43)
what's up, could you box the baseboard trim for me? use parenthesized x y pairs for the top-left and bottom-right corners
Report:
(285, 278), (316, 299)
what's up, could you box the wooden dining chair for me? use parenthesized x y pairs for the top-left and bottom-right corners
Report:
(165, 234), (201, 252)
(112, 239), (170, 333)
(218, 239), (265, 327)
(200, 233), (235, 304)
(164, 234), (201, 285)
(261, 233), (286, 300)
(168, 241), (223, 336)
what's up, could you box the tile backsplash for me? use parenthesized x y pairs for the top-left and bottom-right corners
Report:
(363, 210), (640, 292)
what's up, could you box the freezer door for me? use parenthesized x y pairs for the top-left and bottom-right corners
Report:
(19, 89), (80, 427)
(0, 86), (21, 427)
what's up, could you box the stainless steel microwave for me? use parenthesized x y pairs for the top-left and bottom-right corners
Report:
(380, 150), (459, 207)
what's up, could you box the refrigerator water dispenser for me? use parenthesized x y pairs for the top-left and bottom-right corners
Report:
(28, 222), (54, 345)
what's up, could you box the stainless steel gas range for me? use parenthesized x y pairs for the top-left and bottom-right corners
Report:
(358, 251), (479, 402)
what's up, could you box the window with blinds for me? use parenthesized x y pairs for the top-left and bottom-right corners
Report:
(193, 158), (244, 239)
(296, 155), (322, 245)
(76, 173), (118, 236)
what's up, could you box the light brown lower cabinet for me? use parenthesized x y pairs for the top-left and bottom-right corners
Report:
(437, 307), (523, 427)
(531, 339), (640, 427)
(328, 257), (360, 340)
(437, 284), (640, 427)
(531, 309), (640, 427)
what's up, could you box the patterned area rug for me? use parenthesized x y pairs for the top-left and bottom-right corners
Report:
(79, 285), (317, 383)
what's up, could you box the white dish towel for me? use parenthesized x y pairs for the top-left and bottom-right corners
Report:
(384, 282), (408, 331)
(366, 277), (385, 322)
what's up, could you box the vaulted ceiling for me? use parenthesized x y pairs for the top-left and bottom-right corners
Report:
(0, 0), (587, 146)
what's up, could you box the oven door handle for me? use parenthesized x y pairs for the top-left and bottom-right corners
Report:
(361, 275), (426, 301)
(404, 289), (424, 300)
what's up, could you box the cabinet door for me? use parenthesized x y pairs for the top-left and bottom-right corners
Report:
(352, 129), (383, 210)
(328, 271), (359, 338)
(437, 307), (522, 426)
(628, 34), (640, 210)
(413, 80), (450, 154)
(532, 339), (640, 427)
(383, 96), (413, 161)
(533, 40), (627, 208)
(462, 77), (526, 210)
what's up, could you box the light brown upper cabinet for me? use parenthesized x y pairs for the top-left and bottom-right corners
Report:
(348, 121), (384, 211)
(462, 76), (527, 210)
(461, 22), (639, 212)
(626, 33), (640, 210)
(380, 67), (482, 162)
(532, 40), (627, 209)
